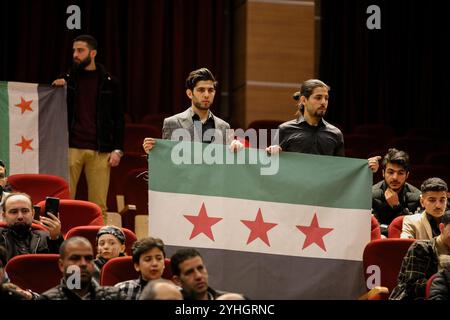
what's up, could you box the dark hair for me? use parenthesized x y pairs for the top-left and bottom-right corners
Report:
(0, 160), (6, 177)
(73, 34), (98, 50)
(382, 148), (410, 172)
(441, 210), (450, 226)
(170, 248), (202, 276)
(421, 177), (448, 193)
(185, 68), (217, 91)
(1, 192), (32, 213)
(132, 237), (166, 264)
(59, 237), (92, 259)
(300, 79), (330, 99)
(295, 79), (330, 116)
(0, 245), (6, 268)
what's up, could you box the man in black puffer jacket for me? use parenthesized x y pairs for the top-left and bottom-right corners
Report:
(372, 148), (421, 235)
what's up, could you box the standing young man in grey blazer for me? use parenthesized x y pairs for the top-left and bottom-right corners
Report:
(143, 68), (240, 153)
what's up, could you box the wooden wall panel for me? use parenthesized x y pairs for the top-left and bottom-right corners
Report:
(232, 0), (315, 128)
(245, 85), (299, 126)
(247, 1), (315, 83)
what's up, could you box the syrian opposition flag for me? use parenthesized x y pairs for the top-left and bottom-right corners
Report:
(0, 81), (68, 180)
(149, 140), (372, 299)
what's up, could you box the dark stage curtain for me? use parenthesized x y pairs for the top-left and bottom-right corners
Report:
(320, 0), (450, 135)
(0, 0), (226, 121)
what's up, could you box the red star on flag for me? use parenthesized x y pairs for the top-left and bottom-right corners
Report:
(15, 97), (33, 114)
(241, 208), (278, 246)
(15, 136), (34, 153)
(296, 213), (334, 251)
(184, 202), (223, 241)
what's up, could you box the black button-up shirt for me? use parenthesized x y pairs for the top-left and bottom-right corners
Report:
(192, 112), (216, 144)
(278, 116), (344, 156)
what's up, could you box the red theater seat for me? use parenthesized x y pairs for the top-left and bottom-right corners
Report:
(37, 199), (104, 237)
(7, 173), (70, 204)
(362, 238), (415, 299)
(65, 225), (137, 256)
(5, 254), (60, 294)
(388, 215), (405, 238)
(124, 124), (162, 153)
(100, 256), (172, 286)
(371, 216), (382, 241)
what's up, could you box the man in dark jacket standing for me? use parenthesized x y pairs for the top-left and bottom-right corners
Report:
(372, 148), (421, 233)
(52, 35), (124, 220)
(0, 193), (63, 262)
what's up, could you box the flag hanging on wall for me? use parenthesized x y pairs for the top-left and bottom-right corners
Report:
(149, 139), (372, 299)
(0, 81), (68, 180)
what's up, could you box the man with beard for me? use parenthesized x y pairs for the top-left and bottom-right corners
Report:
(40, 237), (125, 300)
(143, 68), (238, 153)
(0, 160), (13, 217)
(52, 35), (124, 221)
(0, 193), (63, 262)
(372, 148), (421, 233)
(265, 79), (381, 171)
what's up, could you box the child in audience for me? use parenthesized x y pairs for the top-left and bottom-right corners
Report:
(115, 237), (166, 299)
(92, 226), (126, 284)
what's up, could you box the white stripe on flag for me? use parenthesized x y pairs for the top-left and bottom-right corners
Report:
(8, 82), (39, 174)
(149, 191), (371, 261)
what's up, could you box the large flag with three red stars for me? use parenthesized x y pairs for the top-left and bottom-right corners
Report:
(0, 81), (68, 180)
(148, 139), (372, 299)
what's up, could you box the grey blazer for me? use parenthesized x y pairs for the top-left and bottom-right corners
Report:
(162, 108), (233, 144)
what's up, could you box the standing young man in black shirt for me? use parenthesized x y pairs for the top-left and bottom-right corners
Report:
(266, 79), (380, 172)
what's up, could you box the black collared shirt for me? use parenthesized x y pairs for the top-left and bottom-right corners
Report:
(192, 112), (216, 144)
(426, 214), (441, 237)
(278, 117), (345, 156)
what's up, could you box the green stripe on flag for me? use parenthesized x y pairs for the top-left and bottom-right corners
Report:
(149, 139), (372, 210)
(0, 82), (10, 170)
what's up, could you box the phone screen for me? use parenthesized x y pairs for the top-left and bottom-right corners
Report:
(45, 197), (60, 217)
(33, 205), (41, 221)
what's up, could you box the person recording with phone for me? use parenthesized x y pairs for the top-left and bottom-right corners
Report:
(0, 192), (63, 262)
(0, 160), (13, 217)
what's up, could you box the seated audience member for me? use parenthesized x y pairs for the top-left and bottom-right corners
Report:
(372, 149), (421, 235)
(171, 248), (227, 300)
(0, 160), (13, 217)
(115, 237), (166, 299)
(390, 210), (450, 300)
(0, 192), (63, 261)
(428, 255), (450, 300)
(40, 237), (125, 300)
(0, 245), (33, 300)
(92, 226), (126, 284)
(139, 278), (183, 300)
(401, 178), (448, 240)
